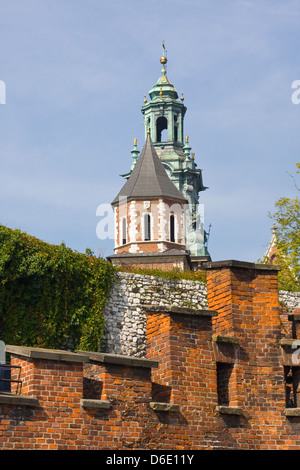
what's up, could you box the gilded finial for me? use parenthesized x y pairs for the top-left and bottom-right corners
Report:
(144, 95), (147, 104)
(181, 92), (184, 102)
(131, 138), (140, 170)
(191, 153), (195, 159)
(160, 86), (163, 98)
(183, 136), (191, 161)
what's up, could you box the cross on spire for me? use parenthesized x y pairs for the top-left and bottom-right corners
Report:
(160, 41), (167, 67)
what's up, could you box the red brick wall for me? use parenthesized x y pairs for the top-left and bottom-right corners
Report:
(115, 241), (185, 254)
(3, 352), (84, 450)
(146, 306), (219, 449)
(1, 260), (300, 450)
(206, 261), (300, 450)
(110, 253), (190, 271)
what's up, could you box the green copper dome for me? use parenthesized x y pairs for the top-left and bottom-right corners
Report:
(145, 41), (180, 102)
(148, 60), (179, 101)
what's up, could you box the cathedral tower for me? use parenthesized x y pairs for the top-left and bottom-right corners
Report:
(140, 43), (210, 262)
(109, 132), (192, 271)
(109, 45), (210, 271)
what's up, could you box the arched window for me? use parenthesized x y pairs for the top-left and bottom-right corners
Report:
(170, 214), (175, 242)
(144, 214), (151, 241)
(156, 117), (168, 143)
(122, 217), (127, 245)
(174, 115), (178, 142)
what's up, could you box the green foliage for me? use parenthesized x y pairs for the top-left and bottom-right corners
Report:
(269, 163), (300, 292)
(0, 225), (115, 351)
(271, 197), (300, 291)
(116, 265), (207, 283)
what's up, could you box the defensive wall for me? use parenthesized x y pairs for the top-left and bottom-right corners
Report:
(1, 260), (300, 450)
(102, 270), (300, 358)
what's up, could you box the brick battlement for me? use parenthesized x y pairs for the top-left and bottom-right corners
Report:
(1, 260), (300, 450)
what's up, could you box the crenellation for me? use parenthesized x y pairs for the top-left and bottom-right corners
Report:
(1, 262), (300, 449)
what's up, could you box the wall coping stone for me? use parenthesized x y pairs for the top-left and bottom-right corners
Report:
(280, 339), (297, 348)
(141, 304), (217, 317)
(216, 405), (244, 416)
(0, 392), (39, 407)
(284, 408), (300, 417)
(80, 399), (111, 410)
(150, 402), (179, 412)
(203, 259), (281, 271)
(77, 351), (158, 369)
(6, 345), (89, 363)
(213, 334), (240, 344)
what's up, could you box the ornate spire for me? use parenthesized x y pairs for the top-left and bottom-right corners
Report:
(146, 41), (178, 101)
(130, 138), (140, 170)
(160, 40), (167, 76)
(159, 41), (168, 81)
(183, 136), (191, 160)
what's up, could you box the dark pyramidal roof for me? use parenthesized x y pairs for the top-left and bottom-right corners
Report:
(112, 133), (187, 205)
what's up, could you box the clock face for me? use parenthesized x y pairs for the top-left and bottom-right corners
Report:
(188, 233), (196, 245)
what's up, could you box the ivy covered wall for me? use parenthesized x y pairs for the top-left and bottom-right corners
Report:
(0, 225), (115, 352)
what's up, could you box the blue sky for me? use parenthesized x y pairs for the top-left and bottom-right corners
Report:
(1, 0), (300, 263)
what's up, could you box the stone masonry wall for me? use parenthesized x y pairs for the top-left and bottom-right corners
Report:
(102, 272), (207, 357)
(102, 271), (300, 358)
(279, 290), (300, 312)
